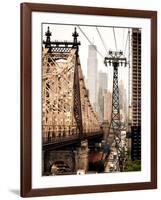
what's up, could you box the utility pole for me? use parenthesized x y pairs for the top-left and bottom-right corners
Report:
(104, 50), (127, 171)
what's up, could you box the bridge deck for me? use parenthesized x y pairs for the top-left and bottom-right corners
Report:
(43, 132), (103, 150)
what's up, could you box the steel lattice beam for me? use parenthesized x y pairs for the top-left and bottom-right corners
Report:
(104, 50), (127, 172)
(73, 53), (83, 140)
(110, 63), (121, 135)
(42, 27), (101, 144)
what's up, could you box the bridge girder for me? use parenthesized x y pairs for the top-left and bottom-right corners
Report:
(42, 47), (101, 143)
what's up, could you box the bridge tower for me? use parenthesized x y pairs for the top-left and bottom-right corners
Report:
(43, 26), (85, 140)
(42, 26), (102, 174)
(44, 26), (52, 49)
(72, 28), (84, 141)
(104, 50), (127, 171)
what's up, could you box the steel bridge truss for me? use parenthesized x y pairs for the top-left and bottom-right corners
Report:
(42, 27), (101, 144)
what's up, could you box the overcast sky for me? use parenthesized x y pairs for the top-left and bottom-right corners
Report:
(42, 23), (132, 96)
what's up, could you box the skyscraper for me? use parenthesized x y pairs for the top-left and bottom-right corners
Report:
(103, 91), (112, 123)
(131, 28), (141, 161)
(119, 80), (127, 123)
(98, 72), (108, 122)
(87, 45), (98, 111)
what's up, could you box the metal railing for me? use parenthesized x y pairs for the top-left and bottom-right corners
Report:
(43, 131), (103, 145)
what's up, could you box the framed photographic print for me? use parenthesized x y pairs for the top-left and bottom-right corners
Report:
(21, 3), (157, 197)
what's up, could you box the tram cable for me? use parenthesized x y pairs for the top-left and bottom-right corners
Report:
(124, 30), (129, 56)
(113, 27), (118, 51)
(77, 25), (104, 58)
(96, 26), (109, 55)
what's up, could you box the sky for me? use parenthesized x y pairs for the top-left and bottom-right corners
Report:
(42, 23), (132, 98)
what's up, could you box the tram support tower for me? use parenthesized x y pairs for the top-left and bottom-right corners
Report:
(104, 50), (127, 141)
